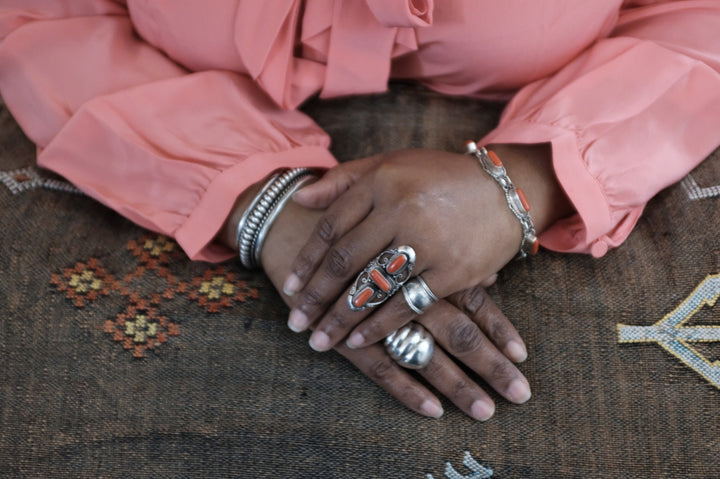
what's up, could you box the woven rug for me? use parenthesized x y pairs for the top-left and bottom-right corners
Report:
(1, 84), (719, 478)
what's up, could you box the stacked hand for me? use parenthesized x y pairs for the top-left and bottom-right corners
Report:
(283, 149), (522, 351)
(227, 144), (571, 420)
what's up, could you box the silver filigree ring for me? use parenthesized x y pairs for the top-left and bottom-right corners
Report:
(347, 245), (415, 312)
(385, 322), (435, 369)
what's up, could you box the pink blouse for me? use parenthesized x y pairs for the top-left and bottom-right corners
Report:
(1, 0), (719, 261)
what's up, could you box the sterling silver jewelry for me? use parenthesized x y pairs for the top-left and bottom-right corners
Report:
(465, 141), (539, 259)
(252, 174), (316, 267)
(401, 276), (438, 315)
(347, 245), (415, 312)
(236, 168), (316, 269)
(385, 322), (435, 369)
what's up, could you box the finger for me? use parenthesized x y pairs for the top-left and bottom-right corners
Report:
(345, 269), (446, 349)
(343, 286), (417, 349)
(448, 285), (527, 363)
(309, 251), (437, 351)
(333, 340), (444, 418)
(284, 179), (374, 297)
(418, 301), (532, 404)
(292, 169), (352, 209)
(417, 346), (496, 421)
(289, 216), (394, 335)
(480, 273), (498, 288)
(292, 156), (383, 209)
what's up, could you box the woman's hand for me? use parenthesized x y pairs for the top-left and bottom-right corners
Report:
(282, 146), (571, 353)
(218, 184), (530, 421)
(250, 195), (532, 420)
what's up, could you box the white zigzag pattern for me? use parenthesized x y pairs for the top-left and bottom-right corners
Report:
(681, 174), (720, 200)
(427, 451), (493, 479)
(0, 166), (82, 195)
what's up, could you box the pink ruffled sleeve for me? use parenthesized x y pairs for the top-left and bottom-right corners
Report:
(481, 0), (720, 257)
(0, 1), (337, 263)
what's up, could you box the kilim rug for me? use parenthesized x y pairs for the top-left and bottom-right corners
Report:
(1, 84), (720, 478)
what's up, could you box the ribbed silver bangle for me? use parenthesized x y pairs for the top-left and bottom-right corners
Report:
(252, 173), (316, 267)
(465, 141), (539, 259)
(236, 168), (315, 269)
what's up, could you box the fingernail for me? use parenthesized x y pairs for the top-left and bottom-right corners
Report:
(288, 309), (308, 332)
(506, 340), (528, 363)
(346, 332), (365, 349)
(471, 400), (495, 421)
(508, 380), (532, 404)
(309, 331), (331, 352)
(283, 274), (302, 296)
(420, 400), (444, 418)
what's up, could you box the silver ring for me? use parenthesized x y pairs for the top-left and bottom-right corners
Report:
(385, 322), (434, 369)
(401, 276), (438, 315)
(347, 245), (415, 312)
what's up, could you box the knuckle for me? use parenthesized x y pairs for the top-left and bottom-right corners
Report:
(422, 355), (443, 376)
(316, 215), (338, 244)
(369, 357), (397, 383)
(453, 379), (471, 398)
(299, 288), (324, 310)
(325, 246), (353, 278)
(447, 321), (484, 356)
(488, 316), (511, 342)
(292, 253), (315, 280)
(490, 359), (517, 384)
(358, 316), (383, 340)
(458, 285), (491, 318)
(326, 310), (351, 332)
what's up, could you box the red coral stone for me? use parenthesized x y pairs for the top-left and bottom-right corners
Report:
(517, 188), (531, 212)
(488, 150), (503, 167)
(531, 238), (540, 255)
(352, 286), (374, 308)
(370, 269), (392, 292)
(386, 254), (407, 275)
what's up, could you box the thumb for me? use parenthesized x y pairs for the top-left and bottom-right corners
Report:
(292, 166), (355, 209)
(293, 156), (381, 209)
(480, 274), (498, 288)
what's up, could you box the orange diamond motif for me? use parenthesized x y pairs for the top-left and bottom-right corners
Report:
(186, 266), (259, 313)
(50, 258), (118, 307)
(105, 295), (179, 358)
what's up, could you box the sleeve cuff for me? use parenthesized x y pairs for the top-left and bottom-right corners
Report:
(176, 146), (338, 262)
(481, 118), (616, 257)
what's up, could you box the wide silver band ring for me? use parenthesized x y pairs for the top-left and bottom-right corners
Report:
(401, 276), (438, 315)
(385, 322), (435, 369)
(347, 245), (416, 312)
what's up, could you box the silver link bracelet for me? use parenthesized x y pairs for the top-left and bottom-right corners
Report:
(465, 141), (538, 259)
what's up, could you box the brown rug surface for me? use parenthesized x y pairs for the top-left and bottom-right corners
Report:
(1, 84), (720, 478)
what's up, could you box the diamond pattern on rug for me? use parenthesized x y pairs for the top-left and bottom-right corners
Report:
(104, 294), (179, 359)
(184, 266), (260, 313)
(50, 258), (119, 308)
(0, 166), (82, 195)
(50, 234), (259, 358)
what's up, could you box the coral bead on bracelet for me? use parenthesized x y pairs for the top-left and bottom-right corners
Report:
(465, 141), (539, 259)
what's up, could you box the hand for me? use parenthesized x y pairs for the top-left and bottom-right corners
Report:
(249, 195), (532, 420)
(220, 182), (531, 419)
(282, 146), (570, 353)
(332, 284), (532, 420)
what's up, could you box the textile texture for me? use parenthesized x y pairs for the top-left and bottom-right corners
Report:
(1, 84), (719, 478)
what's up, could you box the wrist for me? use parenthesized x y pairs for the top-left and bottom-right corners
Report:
(217, 169), (317, 269)
(215, 174), (323, 302)
(216, 181), (264, 251)
(486, 143), (573, 235)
